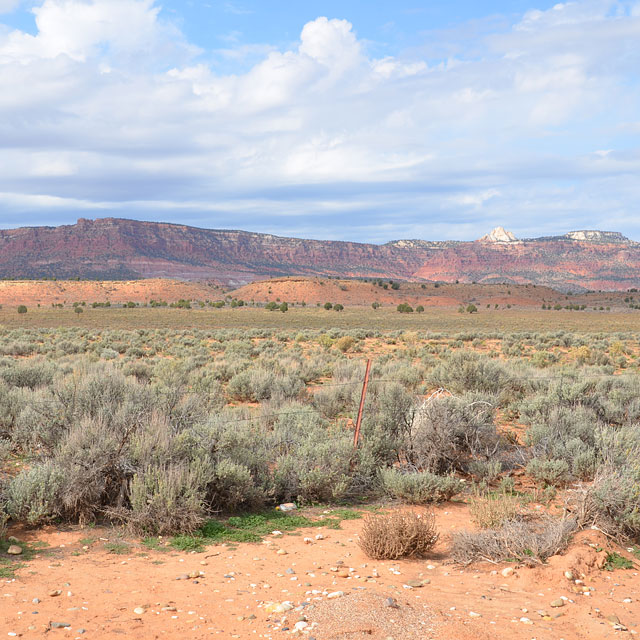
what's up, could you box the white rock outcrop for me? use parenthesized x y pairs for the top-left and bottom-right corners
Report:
(477, 226), (518, 243)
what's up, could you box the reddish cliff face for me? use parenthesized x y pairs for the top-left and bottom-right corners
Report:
(0, 218), (425, 285)
(0, 218), (638, 291)
(410, 241), (640, 291)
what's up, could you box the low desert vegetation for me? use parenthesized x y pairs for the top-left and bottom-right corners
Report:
(451, 516), (578, 564)
(0, 324), (639, 566)
(358, 511), (438, 559)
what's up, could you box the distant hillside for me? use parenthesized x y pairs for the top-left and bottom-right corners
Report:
(0, 218), (639, 291)
(229, 277), (631, 309)
(0, 279), (223, 308)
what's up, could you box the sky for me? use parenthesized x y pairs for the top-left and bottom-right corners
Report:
(0, 0), (639, 242)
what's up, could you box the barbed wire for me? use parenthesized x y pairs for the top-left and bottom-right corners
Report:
(4, 366), (640, 468)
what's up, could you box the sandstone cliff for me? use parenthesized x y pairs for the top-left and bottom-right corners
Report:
(1, 218), (638, 291)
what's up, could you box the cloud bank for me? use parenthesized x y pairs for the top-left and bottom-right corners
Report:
(0, 0), (639, 241)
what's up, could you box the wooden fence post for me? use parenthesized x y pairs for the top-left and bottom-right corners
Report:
(353, 359), (372, 448)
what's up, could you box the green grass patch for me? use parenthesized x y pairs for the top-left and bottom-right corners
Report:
(168, 508), (365, 551)
(141, 537), (167, 551)
(104, 541), (130, 555)
(604, 552), (634, 571)
(170, 535), (206, 552)
(199, 512), (314, 544)
(0, 539), (45, 579)
(327, 508), (364, 520)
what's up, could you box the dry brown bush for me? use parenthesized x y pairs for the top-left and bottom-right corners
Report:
(358, 510), (439, 560)
(335, 336), (356, 353)
(451, 516), (577, 565)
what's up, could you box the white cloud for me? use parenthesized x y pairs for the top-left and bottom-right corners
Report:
(299, 17), (361, 68)
(0, 1), (639, 240)
(0, 0), (195, 62)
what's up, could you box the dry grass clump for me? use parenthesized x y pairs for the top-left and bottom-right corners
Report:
(358, 511), (439, 560)
(451, 516), (577, 565)
(468, 492), (524, 529)
(335, 336), (356, 353)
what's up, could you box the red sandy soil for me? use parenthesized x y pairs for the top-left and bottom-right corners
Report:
(0, 277), (632, 310)
(0, 280), (223, 308)
(2, 504), (639, 640)
(230, 278), (632, 309)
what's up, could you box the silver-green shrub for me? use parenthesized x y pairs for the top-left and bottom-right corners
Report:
(379, 467), (463, 503)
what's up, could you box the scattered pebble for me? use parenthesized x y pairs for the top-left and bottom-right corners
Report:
(293, 621), (309, 634)
(264, 602), (293, 614)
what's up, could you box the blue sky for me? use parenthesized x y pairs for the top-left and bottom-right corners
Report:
(0, 0), (639, 242)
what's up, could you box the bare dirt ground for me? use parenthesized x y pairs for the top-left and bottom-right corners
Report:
(0, 280), (223, 308)
(3, 504), (639, 640)
(0, 277), (631, 311)
(230, 277), (630, 310)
